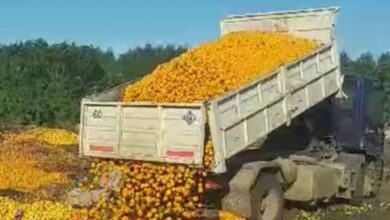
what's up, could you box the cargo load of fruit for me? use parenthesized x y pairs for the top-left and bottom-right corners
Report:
(79, 7), (342, 173)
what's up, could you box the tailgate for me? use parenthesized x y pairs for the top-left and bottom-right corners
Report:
(220, 7), (339, 44)
(80, 101), (206, 166)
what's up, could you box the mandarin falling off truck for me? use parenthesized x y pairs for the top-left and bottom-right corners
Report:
(78, 6), (386, 220)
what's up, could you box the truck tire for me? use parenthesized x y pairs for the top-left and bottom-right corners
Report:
(351, 163), (366, 206)
(250, 172), (284, 220)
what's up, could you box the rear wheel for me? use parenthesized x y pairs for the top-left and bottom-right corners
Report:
(250, 172), (284, 220)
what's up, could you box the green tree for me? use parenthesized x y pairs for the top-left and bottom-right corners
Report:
(0, 40), (187, 127)
(340, 51), (354, 75)
(117, 44), (187, 82)
(376, 52), (390, 121)
(354, 52), (376, 75)
(0, 39), (106, 126)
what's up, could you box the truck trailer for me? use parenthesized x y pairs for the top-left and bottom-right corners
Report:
(78, 7), (386, 220)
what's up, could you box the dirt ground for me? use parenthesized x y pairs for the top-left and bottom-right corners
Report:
(287, 183), (390, 220)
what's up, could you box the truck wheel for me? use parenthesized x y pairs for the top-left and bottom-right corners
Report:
(250, 172), (284, 220)
(351, 163), (366, 206)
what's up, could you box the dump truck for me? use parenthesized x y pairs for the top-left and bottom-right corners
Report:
(78, 6), (386, 220)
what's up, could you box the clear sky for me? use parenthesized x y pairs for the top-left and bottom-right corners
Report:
(0, 0), (389, 58)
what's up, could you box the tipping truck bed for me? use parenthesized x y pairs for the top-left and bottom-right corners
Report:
(79, 7), (341, 173)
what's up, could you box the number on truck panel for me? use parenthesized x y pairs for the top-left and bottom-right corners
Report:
(92, 109), (102, 119)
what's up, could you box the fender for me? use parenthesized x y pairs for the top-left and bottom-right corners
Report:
(221, 159), (297, 218)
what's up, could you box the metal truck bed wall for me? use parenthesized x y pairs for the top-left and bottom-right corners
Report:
(79, 7), (341, 174)
(80, 102), (206, 165)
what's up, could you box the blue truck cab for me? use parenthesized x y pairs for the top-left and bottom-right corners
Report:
(333, 74), (385, 157)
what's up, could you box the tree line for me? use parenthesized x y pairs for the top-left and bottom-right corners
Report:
(0, 39), (186, 127)
(0, 39), (389, 127)
(340, 51), (390, 121)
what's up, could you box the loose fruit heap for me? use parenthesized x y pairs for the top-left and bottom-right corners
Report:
(122, 32), (317, 103)
(76, 160), (205, 219)
(30, 128), (79, 146)
(219, 211), (245, 220)
(0, 197), (73, 220)
(0, 132), (71, 193)
(0, 128), (87, 219)
(204, 139), (214, 169)
(3, 128), (78, 147)
(0, 156), (68, 193)
(75, 145), (247, 220)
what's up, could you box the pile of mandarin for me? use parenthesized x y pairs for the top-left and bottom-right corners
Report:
(29, 128), (78, 146)
(2, 128), (78, 147)
(0, 197), (73, 220)
(0, 128), (82, 220)
(75, 160), (244, 220)
(74, 161), (205, 219)
(0, 128), (77, 194)
(122, 32), (317, 103)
